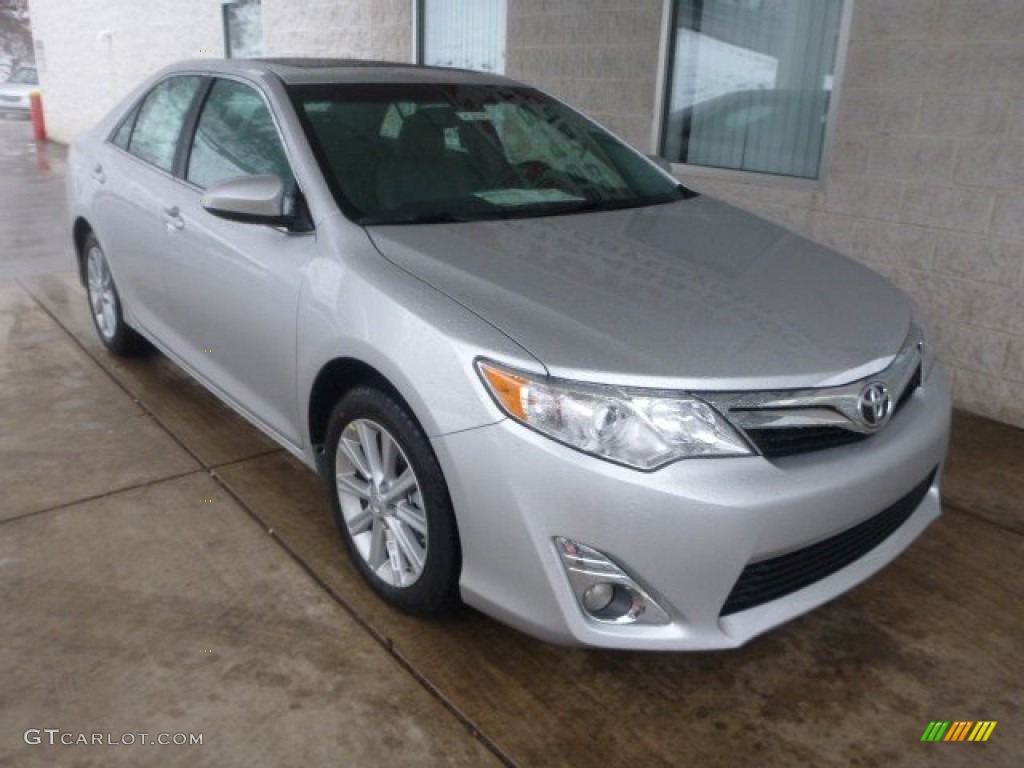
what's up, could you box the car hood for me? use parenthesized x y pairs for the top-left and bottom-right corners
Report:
(367, 197), (911, 390)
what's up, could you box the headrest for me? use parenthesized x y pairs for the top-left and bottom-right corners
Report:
(397, 109), (455, 159)
(307, 104), (383, 141)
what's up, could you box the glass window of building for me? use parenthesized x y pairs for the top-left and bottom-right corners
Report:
(419, 0), (506, 74)
(223, 0), (264, 58)
(661, 0), (844, 179)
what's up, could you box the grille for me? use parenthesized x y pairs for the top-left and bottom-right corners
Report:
(720, 468), (936, 617)
(744, 426), (866, 457)
(894, 365), (922, 412)
(743, 365), (922, 459)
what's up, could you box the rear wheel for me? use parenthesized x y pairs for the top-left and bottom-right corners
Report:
(83, 233), (147, 356)
(325, 386), (461, 616)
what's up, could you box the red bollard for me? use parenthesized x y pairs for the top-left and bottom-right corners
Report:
(29, 90), (47, 142)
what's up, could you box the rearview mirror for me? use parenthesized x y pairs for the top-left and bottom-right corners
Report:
(202, 175), (293, 227)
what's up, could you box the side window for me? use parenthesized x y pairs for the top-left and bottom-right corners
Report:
(127, 76), (204, 172)
(186, 78), (294, 202)
(110, 103), (140, 150)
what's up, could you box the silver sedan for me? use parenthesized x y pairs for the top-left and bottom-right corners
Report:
(66, 59), (951, 650)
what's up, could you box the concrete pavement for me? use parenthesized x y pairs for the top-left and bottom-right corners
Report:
(0, 120), (73, 279)
(1, 119), (1022, 767)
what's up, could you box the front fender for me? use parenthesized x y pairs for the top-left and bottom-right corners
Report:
(296, 218), (545, 460)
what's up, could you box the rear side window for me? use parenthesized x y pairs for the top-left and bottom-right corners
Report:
(127, 76), (203, 172)
(110, 103), (140, 150)
(186, 78), (294, 193)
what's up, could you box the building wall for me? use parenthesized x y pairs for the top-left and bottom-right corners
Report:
(29, 0), (225, 141)
(30, 0), (414, 142)
(262, 0), (411, 62)
(505, 0), (663, 152)
(682, 0), (1024, 428)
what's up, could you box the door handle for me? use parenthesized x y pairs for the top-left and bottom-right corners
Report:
(90, 163), (105, 183)
(162, 205), (185, 231)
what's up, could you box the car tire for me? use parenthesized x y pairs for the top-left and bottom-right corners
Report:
(83, 233), (148, 356)
(325, 386), (461, 617)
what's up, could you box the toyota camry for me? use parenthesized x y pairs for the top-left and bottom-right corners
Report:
(66, 59), (951, 649)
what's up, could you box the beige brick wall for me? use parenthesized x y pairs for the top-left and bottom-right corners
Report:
(678, 0), (1024, 428)
(505, 0), (663, 152)
(263, 0), (411, 62)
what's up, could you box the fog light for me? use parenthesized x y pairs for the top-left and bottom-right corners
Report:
(555, 537), (670, 626)
(582, 583), (615, 612)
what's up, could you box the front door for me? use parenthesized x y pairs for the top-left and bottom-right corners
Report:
(157, 77), (311, 446)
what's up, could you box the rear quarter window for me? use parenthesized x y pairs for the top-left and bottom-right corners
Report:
(110, 104), (140, 150)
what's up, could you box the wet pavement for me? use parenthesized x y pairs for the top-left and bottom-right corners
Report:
(2, 119), (1022, 767)
(0, 120), (73, 280)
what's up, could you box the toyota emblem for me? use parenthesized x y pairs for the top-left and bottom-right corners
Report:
(858, 382), (892, 428)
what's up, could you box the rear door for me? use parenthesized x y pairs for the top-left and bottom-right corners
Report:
(92, 75), (205, 339)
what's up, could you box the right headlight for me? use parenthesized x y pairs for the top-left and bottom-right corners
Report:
(476, 360), (752, 471)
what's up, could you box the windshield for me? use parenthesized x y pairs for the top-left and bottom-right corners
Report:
(290, 83), (689, 225)
(7, 67), (38, 85)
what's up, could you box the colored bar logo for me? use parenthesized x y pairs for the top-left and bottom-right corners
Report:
(921, 721), (997, 742)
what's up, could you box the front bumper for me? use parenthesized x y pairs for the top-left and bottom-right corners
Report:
(0, 96), (30, 115)
(432, 365), (952, 650)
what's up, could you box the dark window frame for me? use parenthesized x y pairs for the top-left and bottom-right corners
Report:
(414, 0), (426, 65)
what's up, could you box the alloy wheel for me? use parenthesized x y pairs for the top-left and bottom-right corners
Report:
(86, 244), (117, 341)
(334, 418), (429, 587)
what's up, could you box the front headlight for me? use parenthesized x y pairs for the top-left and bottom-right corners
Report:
(476, 360), (751, 470)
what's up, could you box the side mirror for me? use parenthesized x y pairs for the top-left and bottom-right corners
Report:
(646, 154), (674, 175)
(201, 175), (293, 227)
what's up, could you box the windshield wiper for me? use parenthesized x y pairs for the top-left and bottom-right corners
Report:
(358, 211), (479, 226)
(533, 197), (657, 217)
(358, 190), (694, 226)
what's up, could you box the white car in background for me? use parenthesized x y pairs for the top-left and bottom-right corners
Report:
(0, 65), (38, 117)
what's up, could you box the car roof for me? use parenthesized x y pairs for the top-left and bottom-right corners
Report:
(170, 57), (519, 87)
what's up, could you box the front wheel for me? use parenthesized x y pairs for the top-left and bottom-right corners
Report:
(325, 386), (461, 617)
(83, 233), (147, 356)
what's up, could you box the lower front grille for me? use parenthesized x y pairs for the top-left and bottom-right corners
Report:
(720, 467), (937, 617)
